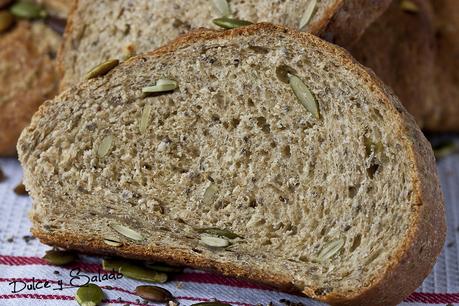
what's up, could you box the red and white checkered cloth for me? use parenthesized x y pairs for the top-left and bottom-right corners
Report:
(1, 154), (458, 306)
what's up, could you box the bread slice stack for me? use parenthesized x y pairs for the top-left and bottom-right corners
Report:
(18, 24), (445, 305)
(57, 0), (391, 90)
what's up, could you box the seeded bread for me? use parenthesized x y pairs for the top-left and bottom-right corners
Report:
(428, 0), (459, 131)
(350, 0), (436, 130)
(19, 24), (445, 306)
(0, 0), (72, 156)
(0, 20), (61, 156)
(57, 0), (391, 90)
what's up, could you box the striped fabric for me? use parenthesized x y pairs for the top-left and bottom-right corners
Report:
(1, 147), (458, 306)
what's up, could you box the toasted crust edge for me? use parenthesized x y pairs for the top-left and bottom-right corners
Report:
(28, 23), (445, 306)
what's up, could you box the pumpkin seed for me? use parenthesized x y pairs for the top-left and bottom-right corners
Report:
(288, 74), (320, 119)
(433, 140), (458, 160)
(191, 302), (232, 306)
(43, 250), (77, 266)
(212, 17), (252, 29)
(316, 239), (345, 262)
(0, 10), (14, 33)
(85, 59), (119, 80)
(97, 135), (113, 158)
(102, 258), (126, 272)
(139, 104), (152, 133)
(202, 183), (218, 205)
(144, 262), (183, 273)
(75, 283), (104, 306)
(103, 236), (122, 247)
(400, 0), (419, 13)
(120, 263), (168, 283)
(212, 0), (231, 16)
(196, 228), (242, 239)
(200, 234), (229, 248)
(14, 182), (28, 195)
(10, 1), (46, 19)
(299, 0), (317, 30)
(142, 79), (177, 93)
(135, 285), (174, 302)
(110, 223), (144, 241)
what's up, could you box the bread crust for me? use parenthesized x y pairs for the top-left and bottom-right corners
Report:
(29, 24), (445, 306)
(350, 0), (436, 130)
(427, 0), (459, 131)
(0, 21), (61, 156)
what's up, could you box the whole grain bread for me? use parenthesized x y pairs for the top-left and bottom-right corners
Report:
(350, 0), (436, 130)
(428, 0), (459, 131)
(18, 24), (445, 306)
(0, 0), (71, 156)
(57, 0), (390, 90)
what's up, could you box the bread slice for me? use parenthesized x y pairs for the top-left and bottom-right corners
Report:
(428, 0), (459, 131)
(57, 0), (391, 90)
(19, 24), (445, 305)
(0, 0), (72, 156)
(350, 0), (436, 130)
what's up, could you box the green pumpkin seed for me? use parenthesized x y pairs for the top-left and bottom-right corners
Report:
(43, 250), (77, 266)
(97, 135), (113, 158)
(316, 239), (345, 262)
(142, 79), (177, 94)
(120, 263), (168, 283)
(433, 140), (458, 160)
(139, 104), (152, 133)
(85, 59), (119, 80)
(288, 74), (320, 119)
(75, 283), (104, 306)
(103, 236), (122, 247)
(212, 17), (252, 29)
(299, 0), (317, 30)
(135, 285), (174, 302)
(110, 223), (144, 241)
(400, 0), (419, 13)
(191, 302), (232, 306)
(144, 262), (183, 273)
(0, 10), (14, 33)
(202, 183), (218, 205)
(196, 228), (242, 240)
(200, 234), (229, 248)
(212, 0), (231, 16)
(10, 1), (46, 19)
(102, 258), (127, 272)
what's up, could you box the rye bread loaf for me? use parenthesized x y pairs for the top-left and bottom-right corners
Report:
(350, 0), (436, 130)
(428, 0), (459, 131)
(18, 24), (445, 306)
(57, 0), (391, 90)
(0, 0), (71, 156)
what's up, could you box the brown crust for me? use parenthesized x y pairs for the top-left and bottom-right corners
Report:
(350, 0), (436, 130)
(0, 21), (61, 156)
(29, 24), (445, 306)
(427, 0), (459, 131)
(317, 0), (392, 48)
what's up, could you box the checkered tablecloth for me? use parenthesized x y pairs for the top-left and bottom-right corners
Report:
(0, 140), (458, 305)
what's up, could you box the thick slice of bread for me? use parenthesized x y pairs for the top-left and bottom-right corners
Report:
(57, 0), (391, 90)
(0, 0), (72, 156)
(0, 20), (61, 156)
(350, 0), (436, 130)
(428, 0), (459, 131)
(19, 24), (445, 306)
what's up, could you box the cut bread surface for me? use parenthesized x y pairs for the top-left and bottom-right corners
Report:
(19, 24), (445, 305)
(58, 0), (391, 89)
